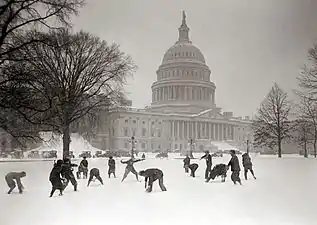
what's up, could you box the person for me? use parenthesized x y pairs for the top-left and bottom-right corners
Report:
(139, 168), (167, 193)
(141, 153), (145, 159)
(188, 163), (199, 177)
(227, 150), (242, 185)
(200, 151), (212, 180)
(76, 156), (88, 179)
(5, 171), (26, 194)
(206, 164), (228, 183)
(242, 153), (256, 180)
(183, 155), (190, 173)
(61, 158), (78, 191)
(87, 168), (104, 187)
(108, 156), (116, 178)
(49, 159), (64, 197)
(121, 157), (145, 182)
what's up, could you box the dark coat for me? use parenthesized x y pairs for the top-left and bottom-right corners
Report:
(242, 153), (252, 167)
(201, 153), (212, 166)
(61, 162), (78, 177)
(228, 155), (241, 172)
(89, 168), (100, 176)
(183, 157), (190, 167)
(209, 164), (228, 180)
(79, 159), (88, 168)
(5, 172), (25, 188)
(188, 163), (198, 171)
(142, 168), (163, 183)
(108, 158), (116, 169)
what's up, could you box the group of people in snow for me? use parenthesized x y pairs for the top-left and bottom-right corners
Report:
(183, 150), (256, 185)
(4, 150), (256, 196)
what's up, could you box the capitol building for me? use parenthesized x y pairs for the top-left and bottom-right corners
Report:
(93, 12), (252, 153)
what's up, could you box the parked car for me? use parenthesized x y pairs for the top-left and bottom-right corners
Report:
(42, 150), (57, 158)
(94, 150), (105, 158)
(212, 151), (223, 157)
(28, 150), (40, 158)
(156, 152), (168, 159)
(79, 151), (92, 158)
(10, 151), (24, 159)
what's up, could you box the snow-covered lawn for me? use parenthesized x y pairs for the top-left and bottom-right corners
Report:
(0, 155), (316, 225)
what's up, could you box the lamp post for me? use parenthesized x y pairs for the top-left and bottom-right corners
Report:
(187, 138), (195, 159)
(129, 136), (137, 157)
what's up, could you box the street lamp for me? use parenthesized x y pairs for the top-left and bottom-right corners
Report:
(129, 136), (137, 157)
(187, 138), (195, 159)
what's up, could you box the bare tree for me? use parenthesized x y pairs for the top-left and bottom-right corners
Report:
(253, 83), (292, 158)
(0, 0), (85, 146)
(0, 0), (85, 65)
(296, 45), (317, 157)
(294, 95), (317, 157)
(9, 29), (135, 158)
(293, 118), (312, 158)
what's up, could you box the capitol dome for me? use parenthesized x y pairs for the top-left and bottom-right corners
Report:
(162, 42), (206, 64)
(150, 11), (216, 114)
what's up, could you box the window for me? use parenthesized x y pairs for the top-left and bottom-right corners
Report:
(124, 128), (128, 136)
(142, 128), (146, 137)
(112, 128), (115, 136)
(124, 142), (128, 148)
(151, 131), (155, 137)
(141, 143), (146, 149)
(133, 120), (136, 124)
(125, 119), (128, 124)
(152, 121), (155, 125)
(142, 121), (145, 125)
(132, 129), (136, 137)
(158, 130), (161, 137)
(158, 145), (161, 149)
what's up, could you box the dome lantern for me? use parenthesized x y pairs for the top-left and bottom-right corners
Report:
(177, 11), (191, 44)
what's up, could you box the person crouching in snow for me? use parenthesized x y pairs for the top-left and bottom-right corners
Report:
(242, 153), (256, 180)
(5, 171), (26, 194)
(87, 168), (103, 187)
(49, 160), (64, 197)
(206, 163), (228, 183)
(139, 168), (167, 193)
(188, 163), (199, 177)
(121, 157), (145, 182)
(227, 150), (242, 185)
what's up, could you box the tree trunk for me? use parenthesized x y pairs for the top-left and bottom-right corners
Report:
(304, 142), (308, 158)
(63, 125), (71, 159)
(314, 132), (317, 158)
(277, 139), (282, 158)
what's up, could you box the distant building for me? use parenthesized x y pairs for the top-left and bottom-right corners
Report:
(92, 12), (252, 153)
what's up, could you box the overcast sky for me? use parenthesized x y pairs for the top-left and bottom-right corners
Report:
(72, 0), (317, 117)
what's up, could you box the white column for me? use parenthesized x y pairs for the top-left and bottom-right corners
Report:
(177, 121), (180, 140)
(183, 121), (185, 140)
(195, 122), (198, 139)
(187, 121), (190, 139)
(171, 121), (174, 139)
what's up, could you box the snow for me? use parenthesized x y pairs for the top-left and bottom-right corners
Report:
(0, 154), (316, 225)
(211, 141), (240, 151)
(25, 132), (102, 157)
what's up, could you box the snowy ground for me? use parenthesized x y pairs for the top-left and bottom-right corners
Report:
(0, 154), (316, 225)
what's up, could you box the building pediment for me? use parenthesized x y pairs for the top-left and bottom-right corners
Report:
(190, 108), (224, 119)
